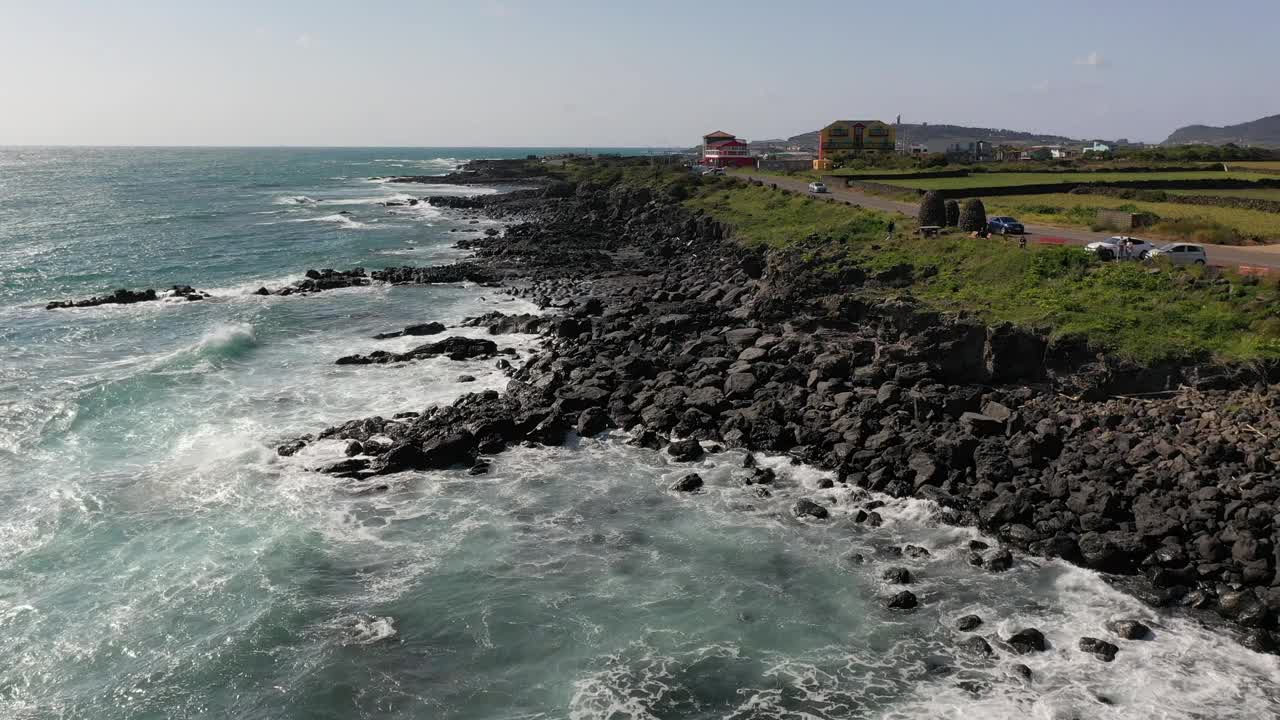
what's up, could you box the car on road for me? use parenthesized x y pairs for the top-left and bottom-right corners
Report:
(1148, 243), (1208, 266)
(987, 216), (1025, 235)
(701, 167), (725, 176)
(1085, 236), (1157, 260)
(808, 181), (828, 193)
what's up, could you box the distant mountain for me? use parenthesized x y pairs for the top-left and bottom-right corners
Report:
(771, 123), (1078, 151)
(1162, 114), (1280, 147)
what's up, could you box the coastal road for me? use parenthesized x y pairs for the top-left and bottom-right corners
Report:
(740, 172), (1280, 271)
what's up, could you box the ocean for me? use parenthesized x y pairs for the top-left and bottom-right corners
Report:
(0, 147), (1276, 719)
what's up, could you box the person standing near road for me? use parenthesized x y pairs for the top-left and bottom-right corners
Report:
(885, 220), (895, 241)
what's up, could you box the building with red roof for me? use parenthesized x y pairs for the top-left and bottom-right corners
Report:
(701, 131), (755, 168)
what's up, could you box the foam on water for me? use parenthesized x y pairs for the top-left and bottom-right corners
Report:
(4, 147), (1276, 720)
(283, 213), (376, 229)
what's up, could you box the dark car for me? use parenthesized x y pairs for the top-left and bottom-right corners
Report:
(988, 216), (1025, 235)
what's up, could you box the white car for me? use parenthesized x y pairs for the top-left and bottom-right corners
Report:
(808, 182), (828, 193)
(1148, 243), (1208, 266)
(1085, 236), (1156, 260)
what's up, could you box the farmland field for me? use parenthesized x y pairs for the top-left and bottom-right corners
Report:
(985, 193), (1280, 244)
(880, 171), (1250, 190)
(1230, 161), (1280, 172)
(1165, 188), (1280, 201)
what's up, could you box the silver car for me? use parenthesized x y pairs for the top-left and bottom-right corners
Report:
(1148, 243), (1207, 266)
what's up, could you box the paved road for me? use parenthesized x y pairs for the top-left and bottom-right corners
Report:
(741, 172), (1280, 271)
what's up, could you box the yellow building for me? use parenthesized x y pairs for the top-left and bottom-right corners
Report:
(815, 120), (896, 164)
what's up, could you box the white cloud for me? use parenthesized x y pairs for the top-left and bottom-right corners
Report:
(296, 33), (312, 48)
(1074, 51), (1107, 68)
(1031, 79), (1051, 93)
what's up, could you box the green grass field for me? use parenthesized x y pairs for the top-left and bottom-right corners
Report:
(986, 193), (1280, 244)
(1164, 188), (1280, 201)
(684, 181), (1280, 362)
(1231, 161), (1280, 172)
(880, 171), (1245, 191)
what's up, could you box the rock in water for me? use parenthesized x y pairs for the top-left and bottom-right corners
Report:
(886, 590), (918, 610)
(669, 473), (703, 492)
(1079, 636), (1119, 661)
(986, 548), (1014, 571)
(791, 499), (829, 520)
(882, 567), (913, 584)
(959, 635), (995, 658)
(336, 336), (498, 365)
(956, 614), (983, 631)
(666, 438), (704, 462)
(373, 321), (446, 339)
(576, 407), (610, 437)
(1005, 628), (1047, 654)
(1105, 619), (1151, 640)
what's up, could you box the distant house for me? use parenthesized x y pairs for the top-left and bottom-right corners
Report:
(944, 140), (991, 162)
(1021, 145), (1072, 160)
(1084, 141), (1112, 155)
(814, 119), (896, 169)
(701, 130), (754, 167)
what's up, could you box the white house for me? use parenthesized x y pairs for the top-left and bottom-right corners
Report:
(1085, 141), (1111, 154)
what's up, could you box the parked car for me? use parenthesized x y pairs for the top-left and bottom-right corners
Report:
(808, 181), (828, 193)
(1148, 243), (1208, 265)
(701, 167), (725, 176)
(1085, 236), (1156, 260)
(987, 216), (1025, 235)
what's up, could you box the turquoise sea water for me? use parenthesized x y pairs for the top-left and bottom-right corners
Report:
(1, 147), (1277, 719)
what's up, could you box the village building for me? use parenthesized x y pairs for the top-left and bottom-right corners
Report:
(700, 130), (754, 167)
(812, 120), (896, 169)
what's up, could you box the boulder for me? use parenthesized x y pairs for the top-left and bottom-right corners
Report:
(882, 567), (913, 584)
(886, 590), (918, 610)
(1078, 636), (1119, 662)
(791, 498), (829, 520)
(1005, 628), (1047, 654)
(959, 635), (995, 658)
(1105, 619), (1151, 640)
(667, 438), (705, 462)
(576, 407), (610, 437)
(669, 473), (704, 492)
(956, 614), (983, 631)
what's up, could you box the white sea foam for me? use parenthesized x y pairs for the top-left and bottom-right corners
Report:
(315, 192), (418, 206)
(273, 195), (317, 205)
(284, 213), (375, 229)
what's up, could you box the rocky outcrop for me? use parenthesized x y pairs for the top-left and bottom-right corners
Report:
(373, 322), (446, 340)
(286, 173), (1280, 646)
(46, 285), (208, 309)
(336, 337), (499, 365)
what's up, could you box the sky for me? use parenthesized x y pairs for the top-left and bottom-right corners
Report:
(1, 0), (1277, 147)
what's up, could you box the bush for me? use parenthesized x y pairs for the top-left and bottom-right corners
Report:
(1027, 245), (1093, 279)
(944, 199), (960, 227)
(959, 198), (988, 232)
(921, 153), (949, 168)
(918, 191), (947, 227)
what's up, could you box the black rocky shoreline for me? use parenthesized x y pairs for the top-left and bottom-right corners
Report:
(271, 172), (1280, 654)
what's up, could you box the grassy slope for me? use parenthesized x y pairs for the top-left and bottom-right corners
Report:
(685, 182), (1280, 363)
(986, 193), (1280, 243)
(882, 171), (1245, 190)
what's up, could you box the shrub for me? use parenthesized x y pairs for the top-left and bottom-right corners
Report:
(944, 199), (960, 227)
(918, 191), (947, 227)
(959, 198), (988, 232)
(1027, 245), (1092, 279)
(921, 153), (949, 168)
